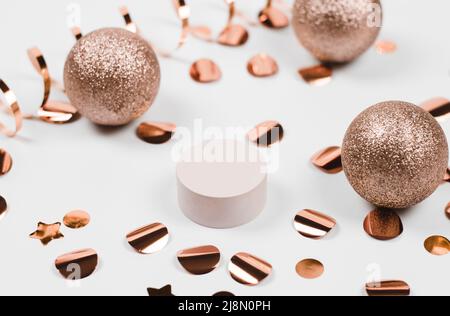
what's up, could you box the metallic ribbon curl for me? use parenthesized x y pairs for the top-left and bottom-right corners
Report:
(27, 47), (79, 124)
(0, 79), (23, 137)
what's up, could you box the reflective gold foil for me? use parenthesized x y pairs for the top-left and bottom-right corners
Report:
(136, 122), (176, 144)
(0, 149), (13, 176)
(190, 59), (222, 83)
(421, 97), (450, 122)
(259, 0), (289, 29)
(177, 245), (221, 275)
(298, 64), (333, 86)
(366, 280), (410, 297)
(0, 195), (7, 221)
(126, 223), (169, 254)
(375, 41), (397, 54)
(0, 79), (23, 137)
(55, 248), (98, 280)
(247, 54), (279, 78)
(311, 146), (342, 174)
(229, 252), (272, 286)
(247, 121), (284, 147)
(294, 209), (336, 239)
(29, 222), (64, 246)
(296, 259), (324, 279)
(424, 235), (450, 256)
(63, 210), (91, 229)
(147, 285), (175, 296)
(363, 209), (403, 241)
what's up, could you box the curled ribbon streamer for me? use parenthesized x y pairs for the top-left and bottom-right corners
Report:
(0, 79), (23, 137)
(27, 47), (79, 124)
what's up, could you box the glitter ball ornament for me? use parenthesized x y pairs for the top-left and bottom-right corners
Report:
(64, 28), (160, 126)
(342, 101), (448, 209)
(292, 0), (382, 63)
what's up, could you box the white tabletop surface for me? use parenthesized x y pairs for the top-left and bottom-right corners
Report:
(0, 0), (449, 296)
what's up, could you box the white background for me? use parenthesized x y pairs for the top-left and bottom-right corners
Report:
(0, 0), (449, 296)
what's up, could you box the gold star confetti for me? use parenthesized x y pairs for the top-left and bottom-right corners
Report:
(29, 222), (64, 246)
(147, 285), (175, 296)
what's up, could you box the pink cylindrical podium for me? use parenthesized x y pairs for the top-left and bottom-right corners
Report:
(176, 140), (268, 229)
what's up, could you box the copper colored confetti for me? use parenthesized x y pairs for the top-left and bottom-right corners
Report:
(37, 101), (80, 124)
(229, 252), (272, 286)
(445, 202), (450, 219)
(218, 24), (249, 47)
(190, 26), (214, 41)
(213, 291), (235, 297)
(259, 1), (289, 29)
(147, 285), (175, 296)
(296, 259), (324, 279)
(126, 223), (169, 254)
(0, 195), (7, 221)
(299, 64), (333, 86)
(247, 121), (284, 147)
(424, 235), (450, 256)
(177, 245), (221, 275)
(444, 168), (450, 183)
(71, 26), (82, 40)
(0, 79), (23, 137)
(0, 149), (13, 176)
(136, 122), (176, 144)
(247, 54), (279, 78)
(190, 59), (222, 83)
(421, 97), (450, 122)
(375, 41), (397, 54)
(55, 249), (98, 280)
(120, 6), (139, 34)
(28, 47), (80, 124)
(363, 209), (403, 241)
(172, 0), (191, 50)
(294, 209), (336, 239)
(311, 146), (342, 174)
(366, 280), (410, 297)
(63, 210), (91, 229)
(29, 222), (64, 246)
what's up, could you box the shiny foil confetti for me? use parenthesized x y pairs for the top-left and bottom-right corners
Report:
(366, 280), (410, 297)
(126, 223), (169, 254)
(218, 24), (249, 47)
(27, 47), (80, 124)
(424, 235), (450, 256)
(190, 59), (222, 83)
(29, 222), (64, 246)
(136, 122), (176, 144)
(444, 168), (450, 183)
(311, 146), (342, 174)
(120, 6), (139, 34)
(421, 97), (450, 122)
(213, 291), (235, 297)
(147, 285), (175, 296)
(247, 121), (284, 147)
(55, 249), (98, 280)
(0, 149), (13, 176)
(63, 210), (91, 229)
(259, 0), (289, 29)
(299, 64), (333, 86)
(0, 195), (7, 221)
(294, 209), (336, 239)
(445, 203), (450, 219)
(375, 40), (398, 54)
(177, 245), (221, 275)
(71, 26), (83, 40)
(247, 54), (279, 78)
(363, 209), (403, 241)
(229, 252), (272, 286)
(296, 259), (324, 279)
(0, 79), (23, 137)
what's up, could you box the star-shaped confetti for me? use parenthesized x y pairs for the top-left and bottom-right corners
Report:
(147, 285), (175, 296)
(29, 222), (64, 246)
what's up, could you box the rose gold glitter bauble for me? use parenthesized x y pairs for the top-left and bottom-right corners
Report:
(342, 101), (449, 209)
(64, 28), (160, 126)
(292, 0), (382, 63)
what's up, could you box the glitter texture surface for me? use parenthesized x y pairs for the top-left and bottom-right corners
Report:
(292, 0), (382, 63)
(342, 101), (449, 209)
(64, 28), (160, 126)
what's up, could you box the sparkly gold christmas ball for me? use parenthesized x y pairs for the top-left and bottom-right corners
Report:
(64, 28), (161, 126)
(342, 101), (448, 209)
(292, 0), (382, 63)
